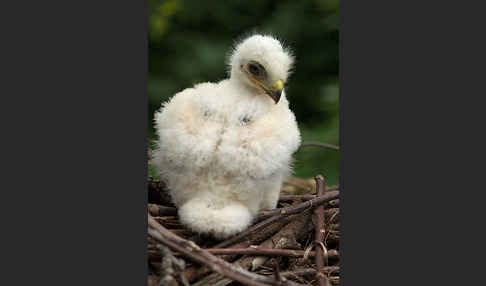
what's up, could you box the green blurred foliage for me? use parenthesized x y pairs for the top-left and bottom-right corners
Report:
(148, 0), (339, 185)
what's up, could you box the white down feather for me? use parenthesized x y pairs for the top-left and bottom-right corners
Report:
(153, 34), (301, 239)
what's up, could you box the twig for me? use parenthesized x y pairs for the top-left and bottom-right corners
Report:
(153, 217), (183, 228)
(300, 141), (339, 151)
(147, 186), (340, 218)
(151, 248), (339, 263)
(147, 185), (339, 217)
(148, 214), (304, 286)
(279, 196), (339, 210)
(256, 190), (340, 222)
(204, 248), (317, 258)
(148, 204), (177, 216)
(272, 261), (282, 283)
(167, 229), (194, 237)
(279, 185), (338, 200)
(314, 175), (330, 286)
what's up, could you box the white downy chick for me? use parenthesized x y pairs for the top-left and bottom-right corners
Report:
(152, 34), (301, 239)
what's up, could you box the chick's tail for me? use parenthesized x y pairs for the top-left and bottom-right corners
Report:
(178, 198), (253, 239)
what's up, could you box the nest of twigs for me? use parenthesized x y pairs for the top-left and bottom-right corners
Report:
(147, 171), (340, 286)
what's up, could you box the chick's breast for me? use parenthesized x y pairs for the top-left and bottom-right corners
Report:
(215, 101), (300, 182)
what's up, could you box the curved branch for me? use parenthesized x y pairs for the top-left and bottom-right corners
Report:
(314, 175), (331, 286)
(300, 141), (339, 151)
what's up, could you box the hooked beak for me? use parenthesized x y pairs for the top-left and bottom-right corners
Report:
(266, 79), (284, 104)
(248, 75), (285, 104)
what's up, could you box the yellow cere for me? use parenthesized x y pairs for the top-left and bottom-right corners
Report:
(272, 79), (284, 91)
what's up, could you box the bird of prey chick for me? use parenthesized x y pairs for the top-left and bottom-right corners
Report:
(152, 34), (301, 239)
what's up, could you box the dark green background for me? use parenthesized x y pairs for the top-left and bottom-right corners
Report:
(148, 0), (339, 185)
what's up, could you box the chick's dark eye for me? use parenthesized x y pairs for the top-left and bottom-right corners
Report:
(248, 64), (260, 76)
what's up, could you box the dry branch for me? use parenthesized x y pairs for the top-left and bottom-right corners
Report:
(150, 247), (339, 264)
(147, 174), (341, 286)
(205, 248), (317, 258)
(313, 175), (331, 286)
(148, 214), (305, 286)
(148, 204), (177, 216)
(279, 185), (338, 201)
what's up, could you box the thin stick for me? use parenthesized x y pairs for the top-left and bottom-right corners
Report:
(314, 175), (330, 286)
(300, 141), (339, 151)
(256, 190), (340, 222)
(148, 214), (304, 286)
(148, 204), (177, 216)
(273, 261), (282, 283)
(279, 186), (339, 202)
(148, 200), (339, 219)
(147, 185), (340, 217)
(202, 248), (340, 259)
(209, 248), (314, 258)
(279, 196), (339, 210)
